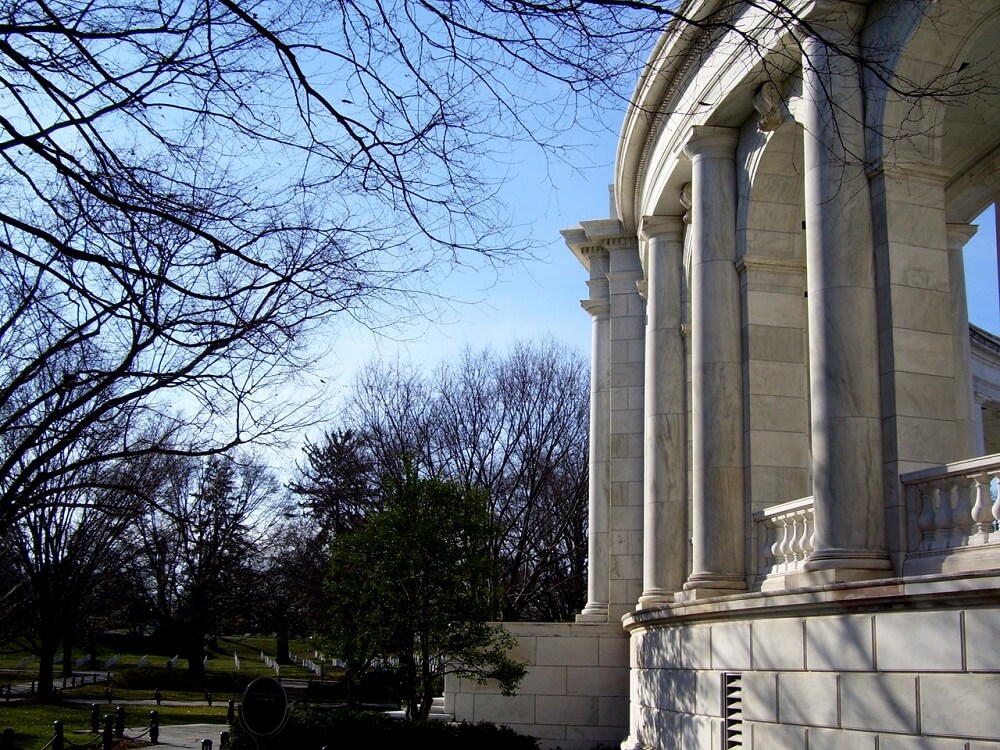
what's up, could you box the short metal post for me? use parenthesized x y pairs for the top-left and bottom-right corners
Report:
(220, 730), (230, 749)
(90, 703), (100, 732)
(201, 739), (213, 750)
(115, 705), (125, 738)
(227, 699), (235, 724)
(104, 686), (112, 703)
(150, 710), (159, 745)
(155, 688), (162, 705)
(102, 715), (113, 750)
(53, 721), (65, 750)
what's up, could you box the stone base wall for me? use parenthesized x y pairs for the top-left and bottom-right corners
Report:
(625, 573), (1000, 749)
(445, 621), (630, 750)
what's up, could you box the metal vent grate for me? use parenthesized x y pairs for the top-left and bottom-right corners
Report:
(722, 672), (743, 748)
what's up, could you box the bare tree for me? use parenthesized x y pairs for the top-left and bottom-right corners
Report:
(4, 0), (975, 532)
(426, 342), (590, 621)
(123, 451), (280, 678)
(0, 446), (154, 700)
(317, 339), (590, 621)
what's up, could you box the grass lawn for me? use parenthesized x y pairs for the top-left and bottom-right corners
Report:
(0, 700), (230, 748)
(0, 633), (342, 747)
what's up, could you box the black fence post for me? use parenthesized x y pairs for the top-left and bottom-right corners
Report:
(52, 721), (64, 750)
(220, 730), (230, 749)
(227, 699), (235, 725)
(90, 703), (100, 732)
(201, 739), (212, 750)
(104, 686), (112, 703)
(150, 710), (159, 745)
(102, 714), (113, 750)
(115, 705), (125, 738)
(155, 688), (162, 705)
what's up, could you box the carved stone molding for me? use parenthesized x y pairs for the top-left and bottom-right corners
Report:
(753, 81), (787, 133)
(679, 183), (692, 224)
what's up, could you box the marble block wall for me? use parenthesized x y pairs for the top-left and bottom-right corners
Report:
(445, 622), (630, 750)
(628, 578), (1000, 750)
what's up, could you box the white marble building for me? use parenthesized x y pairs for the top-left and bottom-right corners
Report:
(446, 1), (1000, 747)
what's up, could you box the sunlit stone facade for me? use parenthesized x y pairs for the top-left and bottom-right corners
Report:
(447, 1), (1000, 747)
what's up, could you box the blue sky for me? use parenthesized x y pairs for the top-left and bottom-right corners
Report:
(965, 207), (999, 334)
(319, 127), (1000, 409)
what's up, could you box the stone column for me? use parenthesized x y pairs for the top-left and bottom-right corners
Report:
(682, 126), (746, 597)
(638, 215), (688, 608)
(948, 223), (979, 459)
(578, 247), (611, 622)
(799, 2), (890, 577)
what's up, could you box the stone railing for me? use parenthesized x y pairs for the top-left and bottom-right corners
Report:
(754, 496), (814, 590)
(900, 453), (1000, 576)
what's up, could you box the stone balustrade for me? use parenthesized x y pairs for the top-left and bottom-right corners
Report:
(754, 496), (814, 590)
(901, 453), (1000, 576)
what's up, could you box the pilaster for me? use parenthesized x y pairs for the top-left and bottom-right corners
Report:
(578, 243), (612, 622)
(948, 223), (980, 461)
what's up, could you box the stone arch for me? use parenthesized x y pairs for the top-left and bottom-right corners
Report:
(872, 0), (1000, 177)
(736, 115), (811, 524)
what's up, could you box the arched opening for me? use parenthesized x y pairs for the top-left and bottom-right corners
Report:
(738, 119), (810, 518)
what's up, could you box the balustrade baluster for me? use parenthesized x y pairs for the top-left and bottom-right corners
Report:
(953, 476), (975, 546)
(970, 473), (993, 543)
(932, 480), (955, 548)
(916, 482), (936, 550)
(792, 511), (808, 563)
(762, 520), (777, 574)
(802, 511), (815, 558)
(991, 472), (1000, 540)
(769, 520), (782, 573)
(778, 517), (792, 571)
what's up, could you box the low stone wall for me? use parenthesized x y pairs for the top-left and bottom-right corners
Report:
(622, 572), (1000, 749)
(445, 621), (630, 750)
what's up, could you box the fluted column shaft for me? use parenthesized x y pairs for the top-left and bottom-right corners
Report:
(578, 250), (611, 621)
(639, 215), (688, 608)
(682, 126), (746, 595)
(800, 3), (890, 575)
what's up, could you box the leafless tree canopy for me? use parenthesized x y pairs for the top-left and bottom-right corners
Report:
(313, 339), (590, 621)
(0, 0), (644, 527)
(5, 0), (979, 528)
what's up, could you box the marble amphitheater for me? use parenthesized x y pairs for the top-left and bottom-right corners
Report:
(445, 1), (1000, 747)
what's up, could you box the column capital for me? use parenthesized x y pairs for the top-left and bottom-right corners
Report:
(800, 0), (867, 37)
(580, 299), (610, 318)
(683, 125), (739, 161)
(639, 214), (685, 242)
(946, 222), (979, 252)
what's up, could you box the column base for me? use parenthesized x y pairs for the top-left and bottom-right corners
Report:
(620, 734), (644, 750)
(576, 602), (609, 623)
(637, 589), (677, 610)
(681, 573), (746, 600)
(803, 550), (892, 572)
(792, 550), (893, 587)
